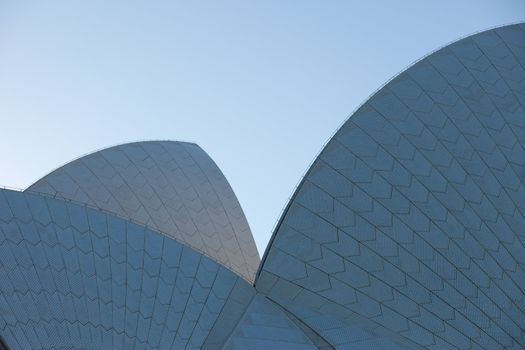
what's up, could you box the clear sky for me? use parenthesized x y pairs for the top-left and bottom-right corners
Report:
(1, 1), (524, 254)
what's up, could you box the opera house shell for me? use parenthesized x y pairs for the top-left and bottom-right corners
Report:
(1, 23), (525, 349)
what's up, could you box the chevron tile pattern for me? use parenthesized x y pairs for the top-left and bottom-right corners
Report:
(0, 189), (254, 349)
(27, 141), (260, 282)
(1, 23), (524, 350)
(257, 23), (525, 349)
(220, 294), (320, 350)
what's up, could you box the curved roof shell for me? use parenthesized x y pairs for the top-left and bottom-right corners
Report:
(256, 23), (525, 349)
(0, 189), (255, 349)
(1, 22), (525, 350)
(27, 141), (260, 282)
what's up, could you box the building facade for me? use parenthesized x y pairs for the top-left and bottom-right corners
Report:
(1, 23), (524, 349)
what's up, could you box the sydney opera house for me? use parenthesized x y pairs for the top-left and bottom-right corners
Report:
(1, 23), (525, 349)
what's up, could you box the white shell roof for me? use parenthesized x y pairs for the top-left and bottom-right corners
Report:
(27, 141), (260, 281)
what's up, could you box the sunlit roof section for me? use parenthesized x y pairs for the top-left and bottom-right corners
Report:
(27, 141), (260, 281)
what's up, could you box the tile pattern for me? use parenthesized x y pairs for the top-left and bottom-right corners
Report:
(27, 141), (260, 282)
(257, 23), (525, 349)
(256, 270), (422, 349)
(1, 23), (524, 350)
(220, 294), (319, 350)
(0, 189), (253, 349)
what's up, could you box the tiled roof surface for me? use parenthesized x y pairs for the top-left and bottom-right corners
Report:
(0, 189), (254, 349)
(256, 23), (525, 350)
(27, 141), (260, 282)
(1, 22), (524, 350)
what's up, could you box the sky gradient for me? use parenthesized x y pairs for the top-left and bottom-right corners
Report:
(1, 1), (524, 253)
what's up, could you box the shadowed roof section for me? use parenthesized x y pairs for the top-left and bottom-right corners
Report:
(26, 141), (260, 282)
(256, 23), (525, 349)
(0, 188), (255, 349)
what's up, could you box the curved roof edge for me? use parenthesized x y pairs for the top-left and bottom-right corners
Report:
(255, 21), (525, 282)
(0, 188), (255, 349)
(26, 140), (260, 282)
(255, 21), (525, 349)
(9, 186), (253, 284)
(24, 139), (198, 191)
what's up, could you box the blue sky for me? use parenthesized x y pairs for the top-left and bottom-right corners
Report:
(1, 1), (524, 253)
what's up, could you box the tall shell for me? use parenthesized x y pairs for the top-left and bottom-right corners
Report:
(256, 23), (525, 349)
